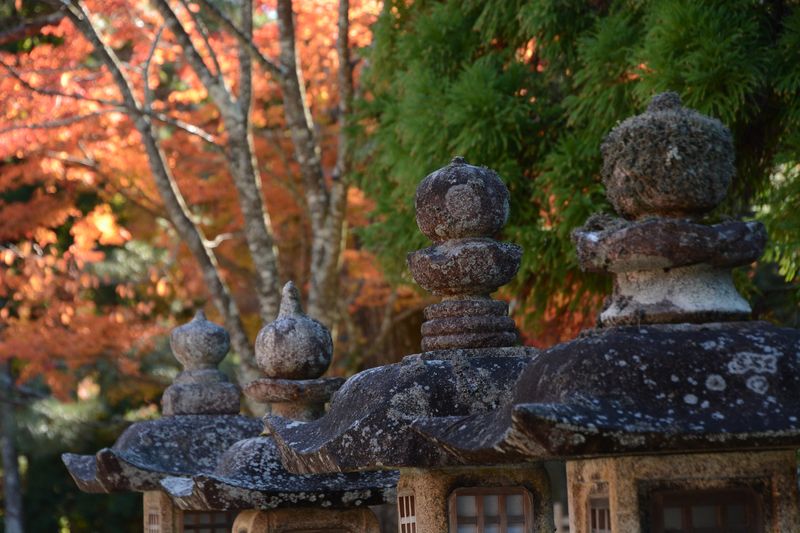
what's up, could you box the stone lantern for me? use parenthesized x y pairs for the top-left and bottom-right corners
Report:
(62, 312), (262, 532)
(266, 157), (554, 532)
(159, 282), (397, 533)
(406, 93), (800, 533)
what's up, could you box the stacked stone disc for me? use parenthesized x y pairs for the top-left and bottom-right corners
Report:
(162, 311), (241, 415)
(573, 92), (766, 326)
(407, 156), (522, 351)
(246, 282), (343, 421)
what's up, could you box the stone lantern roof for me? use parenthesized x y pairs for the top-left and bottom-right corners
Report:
(159, 282), (397, 510)
(407, 93), (800, 463)
(62, 312), (261, 493)
(265, 157), (538, 474)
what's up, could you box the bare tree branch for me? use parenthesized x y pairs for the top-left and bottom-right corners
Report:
(42, 149), (164, 217)
(0, 110), (113, 134)
(0, 59), (122, 107)
(150, 0), (234, 112)
(143, 25), (166, 112)
(1, 58), (218, 144)
(177, 0), (223, 80)
(0, 10), (65, 46)
(238, 0), (254, 114)
(49, 0), (258, 373)
(194, 0), (284, 78)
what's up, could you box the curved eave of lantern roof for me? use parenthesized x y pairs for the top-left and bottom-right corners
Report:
(159, 435), (398, 511)
(265, 346), (537, 474)
(61, 414), (261, 493)
(410, 321), (800, 463)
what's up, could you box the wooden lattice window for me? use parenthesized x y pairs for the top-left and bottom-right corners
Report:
(449, 487), (533, 533)
(146, 508), (160, 533)
(650, 488), (763, 533)
(588, 496), (611, 533)
(182, 510), (237, 532)
(398, 493), (417, 533)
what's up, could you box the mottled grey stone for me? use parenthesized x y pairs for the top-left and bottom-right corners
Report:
(163, 313), (240, 416)
(601, 92), (734, 219)
(265, 346), (538, 473)
(255, 282), (333, 380)
(170, 311), (230, 370)
(160, 436), (397, 511)
(415, 156), (510, 242)
(573, 216), (766, 273)
(407, 159), (521, 351)
(407, 239), (522, 296)
(62, 415), (261, 493)
(412, 322), (800, 463)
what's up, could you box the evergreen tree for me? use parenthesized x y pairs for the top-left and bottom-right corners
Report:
(357, 0), (800, 338)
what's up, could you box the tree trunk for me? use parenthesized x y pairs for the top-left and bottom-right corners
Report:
(224, 116), (282, 323)
(1, 359), (24, 533)
(276, 0), (353, 329)
(155, 0), (283, 326)
(61, 1), (258, 372)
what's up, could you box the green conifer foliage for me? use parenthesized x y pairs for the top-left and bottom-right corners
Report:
(357, 0), (800, 335)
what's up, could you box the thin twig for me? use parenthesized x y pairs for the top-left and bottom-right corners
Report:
(1, 59), (219, 144)
(143, 25), (166, 112)
(0, 59), (121, 107)
(194, 0), (284, 78)
(0, 110), (113, 134)
(177, 0), (223, 80)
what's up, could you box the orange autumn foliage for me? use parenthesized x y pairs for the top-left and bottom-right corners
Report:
(0, 0), (418, 395)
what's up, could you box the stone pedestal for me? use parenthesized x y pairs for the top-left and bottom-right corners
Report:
(232, 507), (381, 533)
(397, 465), (553, 533)
(567, 450), (799, 533)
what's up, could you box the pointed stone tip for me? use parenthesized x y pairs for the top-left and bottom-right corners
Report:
(194, 310), (207, 322)
(450, 156), (468, 166)
(279, 281), (303, 317)
(647, 91), (682, 112)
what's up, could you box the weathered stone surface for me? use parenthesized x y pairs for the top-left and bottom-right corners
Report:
(245, 376), (345, 421)
(408, 239), (522, 296)
(154, 279), (396, 514)
(160, 436), (397, 511)
(411, 322), (800, 463)
(265, 346), (538, 473)
(170, 311), (230, 370)
(573, 217), (766, 273)
(599, 265), (751, 326)
(424, 299), (509, 320)
(244, 377), (345, 404)
(408, 158), (522, 351)
(255, 282), (333, 380)
(63, 313), (260, 495)
(399, 465), (553, 533)
(568, 451), (800, 533)
(162, 313), (241, 416)
(601, 92), (734, 219)
(62, 415), (262, 493)
(233, 507), (383, 533)
(415, 156), (510, 242)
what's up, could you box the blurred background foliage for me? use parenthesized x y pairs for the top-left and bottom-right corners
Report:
(357, 0), (800, 343)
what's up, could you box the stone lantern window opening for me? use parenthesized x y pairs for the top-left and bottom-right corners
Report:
(649, 488), (762, 533)
(181, 510), (237, 532)
(448, 487), (532, 533)
(147, 507), (161, 533)
(588, 495), (611, 533)
(398, 492), (417, 533)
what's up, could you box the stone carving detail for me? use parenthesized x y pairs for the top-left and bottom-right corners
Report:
(255, 281), (333, 380)
(246, 282), (343, 420)
(573, 93), (766, 326)
(408, 157), (522, 351)
(162, 311), (240, 416)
